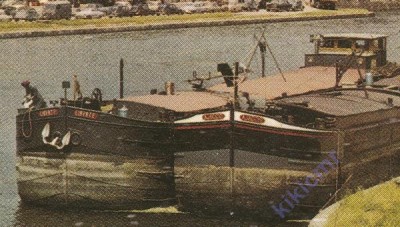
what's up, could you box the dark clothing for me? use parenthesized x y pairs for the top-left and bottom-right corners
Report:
(25, 85), (47, 109)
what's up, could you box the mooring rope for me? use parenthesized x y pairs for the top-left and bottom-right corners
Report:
(21, 108), (33, 138)
(320, 174), (353, 211)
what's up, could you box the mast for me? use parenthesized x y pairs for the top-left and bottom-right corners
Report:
(230, 62), (239, 168)
(259, 39), (266, 78)
(228, 62), (239, 216)
(120, 58), (124, 99)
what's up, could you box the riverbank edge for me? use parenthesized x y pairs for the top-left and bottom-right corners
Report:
(308, 176), (400, 227)
(0, 12), (374, 39)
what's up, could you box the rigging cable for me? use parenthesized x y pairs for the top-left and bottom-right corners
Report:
(264, 37), (287, 82)
(243, 27), (268, 70)
(21, 108), (33, 138)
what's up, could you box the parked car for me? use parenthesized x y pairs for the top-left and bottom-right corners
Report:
(290, 0), (304, 11)
(83, 3), (115, 15)
(147, 1), (160, 11)
(75, 8), (105, 19)
(130, 3), (157, 16)
(97, 6), (115, 15)
(2, 5), (15, 16)
(180, 2), (196, 14)
(0, 9), (12, 21)
(227, 0), (244, 12)
(158, 3), (183, 15)
(110, 4), (131, 17)
(86, 3), (104, 9)
(242, 0), (258, 11)
(310, 0), (337, 10)
(3, 4), (24, 17)
(203, 2), (226, 13)
(265, 0), (292, 11)
(180, 2), (207, 14)
(114, 1), (132, 9)
(41, 1), (72, 20)
(257, 0), (271, 9)
(193, 2), (208, 13)
(13, 7), (39, 21)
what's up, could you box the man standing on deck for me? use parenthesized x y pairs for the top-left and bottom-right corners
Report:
(72, 74), (83, 100)
(21, 80), (47, 109)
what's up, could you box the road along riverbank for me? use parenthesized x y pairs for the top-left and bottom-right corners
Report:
(0, 8), (373, 39)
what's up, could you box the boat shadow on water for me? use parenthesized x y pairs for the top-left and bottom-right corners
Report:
(14, 202), (310, 226)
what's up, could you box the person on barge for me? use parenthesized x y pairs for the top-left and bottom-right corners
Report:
(21, 80), (47, 109)
(72, 74), (83, 100)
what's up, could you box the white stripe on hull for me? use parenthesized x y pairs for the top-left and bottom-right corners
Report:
(174, 111), (329, 133)
(174, 111), (230, 123)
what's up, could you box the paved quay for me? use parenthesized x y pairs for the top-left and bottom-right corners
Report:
(0, 11), (374, 39)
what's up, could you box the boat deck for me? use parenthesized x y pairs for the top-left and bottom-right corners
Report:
(120, 91), (229, 112)
(208, 66), (363, 100)
(120, 66), (365, 113)
(373, 77), (400, 87)
(279, 89), (400, 116)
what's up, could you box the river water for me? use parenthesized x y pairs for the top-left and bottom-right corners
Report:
(1, 11), (400, 226)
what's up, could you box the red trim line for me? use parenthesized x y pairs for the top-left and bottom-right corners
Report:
(175, 124), (231, 130)
(235, 124), (332, 138)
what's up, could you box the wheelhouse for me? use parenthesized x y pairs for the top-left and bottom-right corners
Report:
(305, 33), (388, 70)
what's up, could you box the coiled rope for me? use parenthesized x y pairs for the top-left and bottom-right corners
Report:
(21, 108), (33, 138)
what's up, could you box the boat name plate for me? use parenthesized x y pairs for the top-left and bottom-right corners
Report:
(202, 113), (225, 121)
(38, 108), (59, 117)
(73, 110), (98, 120)
(240, 114), (265, 124)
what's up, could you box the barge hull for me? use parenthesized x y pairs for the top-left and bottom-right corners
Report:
(17, 151), (175, 209)
(16, 106), (175, 209)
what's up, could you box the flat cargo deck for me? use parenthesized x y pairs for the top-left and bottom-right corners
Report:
(208, 66), (364, 99)
(120, 67), (363, 112)
(120, 91), (229, 112)
(279, 89), (400, 116)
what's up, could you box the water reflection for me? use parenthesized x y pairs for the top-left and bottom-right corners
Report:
(15, 202), (289, 227)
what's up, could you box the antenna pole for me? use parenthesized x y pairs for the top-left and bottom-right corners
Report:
(229, 62), (237, 213)
(119, 58), (124, 99)
(259, 39), (266, 77)
(234, 62), (239, 106)
(229, 62), (239, 168)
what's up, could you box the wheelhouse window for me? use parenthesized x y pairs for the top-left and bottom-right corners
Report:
(355, 40), (368, 50)
(337, 39), (352, 49)
(378, 38), (386, 50)
(321, 40), (334, 48)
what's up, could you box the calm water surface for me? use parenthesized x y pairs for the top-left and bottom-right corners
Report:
(1, 11), (400, 226)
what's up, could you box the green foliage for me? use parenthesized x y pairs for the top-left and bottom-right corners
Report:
(326, 181), (400, 227)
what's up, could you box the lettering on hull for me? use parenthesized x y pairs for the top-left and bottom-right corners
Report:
(174, 111), (230, 124)
(239, 114), (265, 124)
(38, 109), (60, 117)
(202, 113), (225, 121)
(73, 110), (98, 120)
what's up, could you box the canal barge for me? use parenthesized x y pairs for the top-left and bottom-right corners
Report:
(15, 33), (400, 217)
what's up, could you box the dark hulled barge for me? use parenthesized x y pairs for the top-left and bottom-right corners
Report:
(16, 33), (400, 220)
(16, 104), (177, 209)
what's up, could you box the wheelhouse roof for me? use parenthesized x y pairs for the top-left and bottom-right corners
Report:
(42, 1), (70, 4)
(279, 89), (400, 116)
(322, 33), (388, 40)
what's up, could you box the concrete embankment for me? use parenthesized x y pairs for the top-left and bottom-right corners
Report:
(0, 12), (374, 39)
